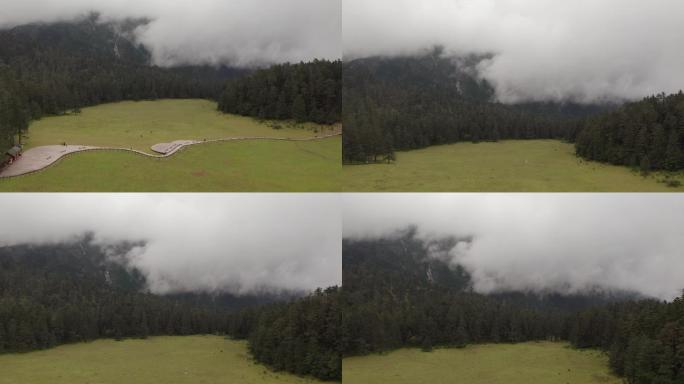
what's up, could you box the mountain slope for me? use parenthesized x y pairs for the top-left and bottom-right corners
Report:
(342, 229), (642, 355)
(342, 50), (612, 163)
(343, 229), (634, 309)
(576, 91), (684, 172)
(342, 229), (684, 383)
(218, 59), (341, 124)
(0, 238), (287, 352)
(0, 15), (247, 152)
(0, 238), (341, 381)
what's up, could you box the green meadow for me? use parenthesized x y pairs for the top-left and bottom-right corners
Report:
(1, 99), (340, 191)
(0, 336), (322, 384)
(343, 342), (621, 384)
(343, 140), (684, 192)
(0, 137), (340, 192)
(24, 99), (335, 153)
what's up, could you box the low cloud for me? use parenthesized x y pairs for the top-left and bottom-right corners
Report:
(343, 194), (684, 300)
(0, 194), (341, 295)
(0, 0), (341, 67)
(343, 0), (684, 103)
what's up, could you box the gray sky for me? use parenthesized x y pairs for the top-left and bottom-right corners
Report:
(343, 194), (684, 300)
(343, 0), (684, 103)
(0, 194), (341, 295)
(0, 0), (341, 67)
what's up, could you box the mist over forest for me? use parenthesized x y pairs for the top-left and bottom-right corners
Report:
(1, 0), (341, 67)
(343, 0), (684, 104)
(343, 194), (684, 300)
(0, 194), (341, 295)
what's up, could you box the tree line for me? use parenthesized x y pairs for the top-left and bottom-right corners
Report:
(218, 60), (341, 124)
(226, 287), (342, 381)
(344, 52), (684, 174)
(0, 17), (345, 156)
(341, 233), (596, 355)
(344, 50), (684, 174)
(576, 92), (684, 173)
(0, 67), (28, 152)
(342, 51), (595, 163)
(569, 298), (684, 384)
(0, 18), (241, 153)
(342, 232), (684, 384)
(0, 240), (341, 382)
(0, 241), (226, 352)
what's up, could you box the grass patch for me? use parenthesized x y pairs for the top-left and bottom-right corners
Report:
(0, 335), (323, 384)
(343, 342), (621, 384)
(342, 140), (684, 191)
(24, 99), (336, 153)
(0, 137), (341, 192)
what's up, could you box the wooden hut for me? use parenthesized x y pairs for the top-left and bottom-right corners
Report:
(4, 145), (22, 165)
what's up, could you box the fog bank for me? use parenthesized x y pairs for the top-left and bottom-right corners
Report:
(343, 194), (684, 300)
(0, 194), (341, 295)
(344, 0), (684, 103)
(1, 0), (341, 67)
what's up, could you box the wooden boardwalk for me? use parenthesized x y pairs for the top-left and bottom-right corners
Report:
(0, 133), (340, 178)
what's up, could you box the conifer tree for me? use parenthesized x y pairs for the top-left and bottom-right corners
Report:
(665, 130), (683, 171)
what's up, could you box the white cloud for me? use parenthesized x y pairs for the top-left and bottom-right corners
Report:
(343, 194), (684, 300)
(0, 0), (341, 67)
(0, 194), (341, 295)
(343, 0), (684, 103)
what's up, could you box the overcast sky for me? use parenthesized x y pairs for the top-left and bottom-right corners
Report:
(0, 0), (341, 67)
(344, 0), (684, 103)
(0, 194), (341, 295)
(343, 194), (684, 300)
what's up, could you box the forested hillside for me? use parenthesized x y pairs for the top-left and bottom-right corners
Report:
(570, 298), (684, 384)
(342, 50), (684, 174)
(218, 60), (341, 124)
(342, 230), (684, 384)
(0, 15), (246, 152)
(226, 287), (342, 381)
(342, 49), (604, 163)
(0, 239), (341, 381)
(576, 92), (684, 172)
(0, 239), (227, 351)
(0, 69), (27, 153)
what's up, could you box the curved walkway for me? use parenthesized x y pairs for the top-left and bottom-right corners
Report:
(0, 133), (340, 178)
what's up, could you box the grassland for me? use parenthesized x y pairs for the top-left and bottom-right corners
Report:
(343, 342), (621, 384)
(24, 99), (335, 153)
(1, 99), (340, 191)
(0, 137), (340, 191)
(343, 140), (684, 191)
(0, 335), (323, 384)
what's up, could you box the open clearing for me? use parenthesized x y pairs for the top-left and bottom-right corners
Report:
(0, 99), (340, 191)
(0, 335), (321, 384)
(343, 140), (684, 191)
(0, 137), (340, 191)
(24, 99), (335, 153)
(343, 342), (621, 384)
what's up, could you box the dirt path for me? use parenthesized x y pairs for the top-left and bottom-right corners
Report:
(0, 133), (340, 178)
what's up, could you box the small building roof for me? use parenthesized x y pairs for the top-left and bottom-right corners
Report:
(6, 146), (21, 156)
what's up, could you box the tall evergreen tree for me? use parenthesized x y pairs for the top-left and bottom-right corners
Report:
(665, 130), (683, 171)
(218, 60), (341, 125)
(576, 91), (684, 172)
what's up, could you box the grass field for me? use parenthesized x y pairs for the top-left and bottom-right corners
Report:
(0, 137), (340, 191)
(0, 336), (323, 384)
(343, 342), (621, 384)
(343, 140), (684, 191)
(24, 99), (335, 153)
